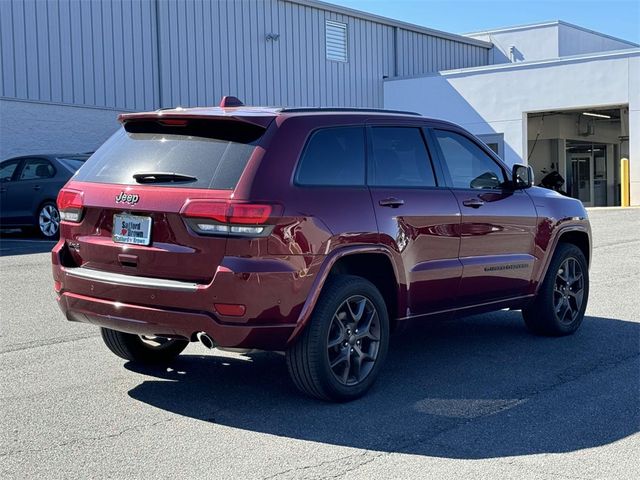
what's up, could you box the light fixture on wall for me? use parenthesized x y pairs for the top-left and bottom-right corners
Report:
(582, 112), (611, 119)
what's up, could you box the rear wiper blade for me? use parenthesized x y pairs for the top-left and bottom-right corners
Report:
(133, 172), (197, 183)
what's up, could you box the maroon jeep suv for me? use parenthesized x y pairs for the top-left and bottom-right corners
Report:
(52, 99), (591, 401)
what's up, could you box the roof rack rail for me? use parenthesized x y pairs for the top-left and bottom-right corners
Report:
(280, 107), (421, 116)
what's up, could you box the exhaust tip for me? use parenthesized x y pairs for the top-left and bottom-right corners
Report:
(196, 331), (216, 350)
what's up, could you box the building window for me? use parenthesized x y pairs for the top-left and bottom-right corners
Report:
(325, 20), (348, 62)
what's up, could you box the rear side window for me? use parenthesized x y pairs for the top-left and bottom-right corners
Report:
(369, 127), (436, 188)
(74, 121), (263, 190)
(19, 158), (55, 180)
(296, 127), (365, 186)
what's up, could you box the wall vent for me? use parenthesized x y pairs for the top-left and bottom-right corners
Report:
(326, 20), (348, 62)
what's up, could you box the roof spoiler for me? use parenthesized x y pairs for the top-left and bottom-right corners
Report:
(118, 96), (274, 128)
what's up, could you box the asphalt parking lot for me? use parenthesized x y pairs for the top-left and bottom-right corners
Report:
(1, 208), (639, 479)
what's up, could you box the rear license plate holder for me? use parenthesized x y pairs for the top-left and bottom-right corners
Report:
(112, 214), (152, 246)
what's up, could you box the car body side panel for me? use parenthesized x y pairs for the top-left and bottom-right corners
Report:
(248, 115), (380, 257)
(526, 186), (591, 292)
(370, 188), (462, 316)
(453, 189), (538, 304)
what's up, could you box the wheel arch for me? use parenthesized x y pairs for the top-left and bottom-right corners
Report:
(34, 198), (58, 218)
(288, 246), (406, 345)
(557, 229), (590, 266)
(534, 225), (591, 295)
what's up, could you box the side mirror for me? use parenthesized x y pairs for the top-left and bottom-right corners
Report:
(512, 164), (534, 189)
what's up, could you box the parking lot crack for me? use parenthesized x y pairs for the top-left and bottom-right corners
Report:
(259, 450), (384, 480)
(0, 417), (177, 458)
(0, 333), (100, 354)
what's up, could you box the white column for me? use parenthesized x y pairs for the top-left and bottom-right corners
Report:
(629, 57), (640, 206)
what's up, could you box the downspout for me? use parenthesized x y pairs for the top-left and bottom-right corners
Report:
(393, 26), (399, 77)
(153, 0), (163, 109)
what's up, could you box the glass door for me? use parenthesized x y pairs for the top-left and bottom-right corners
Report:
(593, 146), (608, 206)
(566, 141), (610, 207)
(569, 154), (592, 206)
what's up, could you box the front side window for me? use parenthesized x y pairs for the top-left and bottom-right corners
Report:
(432, 129), (507, 190)
(477, 133), (504, 159)
(0, 160), (20, 182)
(19, 158), (55, 180)
(369, 127), (436, 188)
(296, 127), (365, 186)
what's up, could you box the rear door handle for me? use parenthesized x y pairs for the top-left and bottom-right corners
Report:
(33, 185), (41, 191)
(462, 198), (485, 208)
(379, 197), (405, 208)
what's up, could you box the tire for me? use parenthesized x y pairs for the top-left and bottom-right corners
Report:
(286, 275), (390, 402)
(523, 243), (589, 336)
(100, 328), (189, 363)
(36, 201), (60, 239)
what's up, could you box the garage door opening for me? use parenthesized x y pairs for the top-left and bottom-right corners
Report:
(527, 106), (629, 207)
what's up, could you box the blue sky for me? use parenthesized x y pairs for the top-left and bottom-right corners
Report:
(330, 0), (640, 44)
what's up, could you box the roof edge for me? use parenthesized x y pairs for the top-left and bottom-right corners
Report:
(281, 0), (492, 48)
(466, 20), (639, 47)
(384, 47), (640, 81)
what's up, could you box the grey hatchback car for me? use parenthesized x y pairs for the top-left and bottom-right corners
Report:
(0, 154), (90, 237)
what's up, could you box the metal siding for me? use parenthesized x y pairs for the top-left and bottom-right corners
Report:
(2, 0), (490, 110)
(0, 0), (14, 97)
(0, 0), (156, 110)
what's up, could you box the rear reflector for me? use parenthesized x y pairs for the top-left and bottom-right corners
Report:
(214, 303), (246, 316)
(53, 280), (62, 293)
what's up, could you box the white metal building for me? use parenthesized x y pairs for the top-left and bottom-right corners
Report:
(0, 0), (491, 158)
(2, 3), (637, 206)
(384, 21), (639, 206)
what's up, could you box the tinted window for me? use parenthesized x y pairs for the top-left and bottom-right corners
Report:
(19, 158), (55, 180)
(369, 127), (436, 187)
(0, 160), (20, 181)
(74, 126), (260, 190)
(57, 156), (87, 172)
(432, 130), (507, 189)
(296, 127), (365, 186)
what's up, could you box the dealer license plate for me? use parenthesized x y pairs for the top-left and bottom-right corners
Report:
(112, 214), (152, 246)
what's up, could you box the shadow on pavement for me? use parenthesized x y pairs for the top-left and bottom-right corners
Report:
(0, 229), (56, 256)
(126, 312), (639, 459)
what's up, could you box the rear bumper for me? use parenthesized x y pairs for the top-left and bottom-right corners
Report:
(57, 291), (295, 350)
(51, 240), (319, 350)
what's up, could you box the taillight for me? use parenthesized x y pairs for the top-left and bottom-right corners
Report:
(228, 204), (272, 224)
(57, 189), (84, 222)
(181, 200), (273, 236)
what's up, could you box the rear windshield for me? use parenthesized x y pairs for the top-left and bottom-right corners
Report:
(58, 157), (87, 172)
(74, 122), (263, 190)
